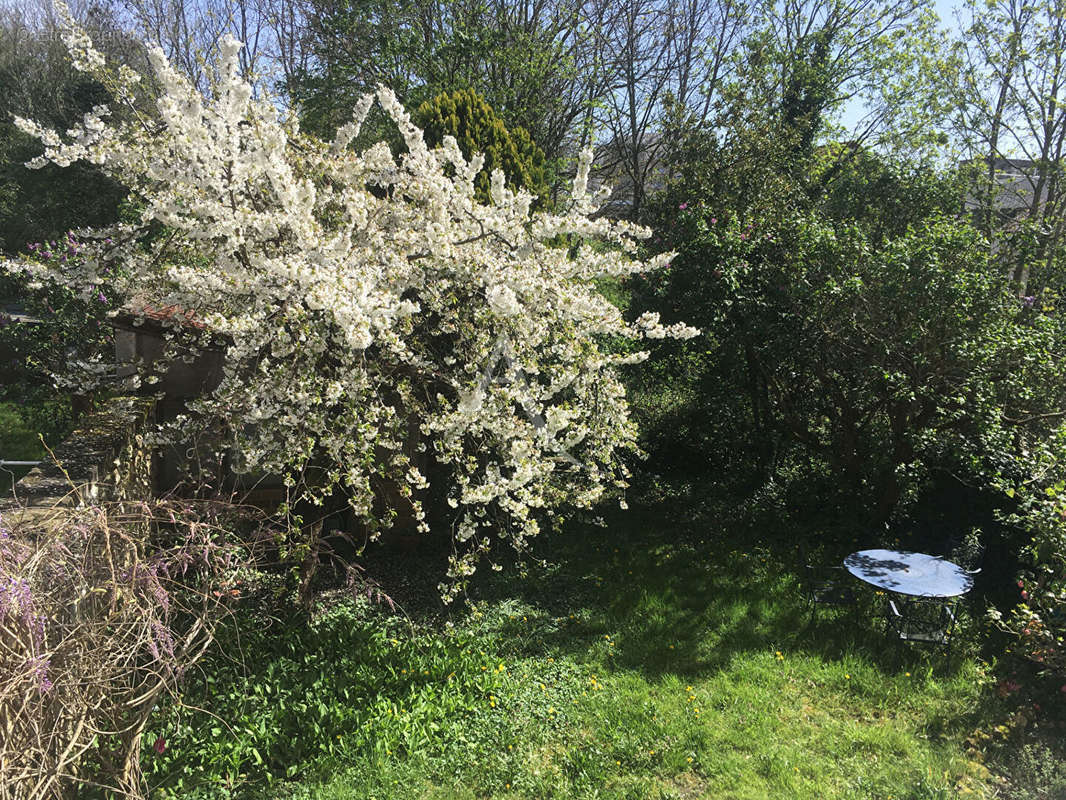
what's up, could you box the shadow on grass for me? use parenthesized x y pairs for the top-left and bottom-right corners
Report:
(459, 500), (977, 683)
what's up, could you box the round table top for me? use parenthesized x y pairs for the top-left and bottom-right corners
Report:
(843, 549), (974, 598)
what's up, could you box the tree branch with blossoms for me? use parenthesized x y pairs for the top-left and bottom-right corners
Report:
(3, 1), (698, 602)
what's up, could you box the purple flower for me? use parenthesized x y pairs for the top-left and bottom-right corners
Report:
(1022, 295), (1036, 308)
(98, 291), (107, 304)
(29, 655), (52, 693)
(41, 251), (51, 259)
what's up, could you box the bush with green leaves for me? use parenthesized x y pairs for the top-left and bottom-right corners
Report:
(636, 123), (1066, 526)
(0, 232), (122, 439)
(414, 89), (550, 206)
(640, 197), (1060, 524)
(990, 426), (1066, 682)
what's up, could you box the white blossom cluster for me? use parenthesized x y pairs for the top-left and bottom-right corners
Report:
(5, 5), (698, 598)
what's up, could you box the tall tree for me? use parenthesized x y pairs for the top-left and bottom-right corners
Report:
(949, 0), (1066, 297)
(591, 0), (751, 218)
(289, 0), (605, 165)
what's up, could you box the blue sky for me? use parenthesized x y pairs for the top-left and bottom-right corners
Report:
(934, 0), (963, 26)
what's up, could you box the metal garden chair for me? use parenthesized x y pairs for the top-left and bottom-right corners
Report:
(885, 595), (959, 654)
(798, 543), (858, 623)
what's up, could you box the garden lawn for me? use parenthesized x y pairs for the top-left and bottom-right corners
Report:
(0, 400), (50, 496)
(144, 507), (999, 800)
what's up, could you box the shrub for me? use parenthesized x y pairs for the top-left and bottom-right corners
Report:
(414, 88), (550, 205)
(3, 10), (694, 601)
(0, 500), (266, 798)
(991, 426), (1066, 682)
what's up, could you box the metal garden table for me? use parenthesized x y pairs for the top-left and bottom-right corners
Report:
(843, 549), (975, 651)
(843, 549), (974, 598)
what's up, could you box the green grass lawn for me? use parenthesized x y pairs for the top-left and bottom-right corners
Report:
(0, 400), (48, 496)
(143, 498), (1020, 800)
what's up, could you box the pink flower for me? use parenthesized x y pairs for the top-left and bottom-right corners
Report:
(679, 202), (688, 210)
(153, 736), (166, 754)
(710, 217), (717, 224)
(1021, 590), (1029, 600)
(1018, 580), (1025, 588)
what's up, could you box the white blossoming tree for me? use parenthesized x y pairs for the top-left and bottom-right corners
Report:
(5, 3), (698, 598)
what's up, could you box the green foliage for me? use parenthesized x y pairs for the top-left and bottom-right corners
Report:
(812, 145), (966, 244)
(289, 0), (582, 167)
(414, 89), (550, 205)
(641, 129), (1059, 524)
(0, 236), (119, 415)
(990, 425), (1066, 682)
(993, 742), (1066, 800)
(0, 16), (127, 253)
(143, 598), (595, 795)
